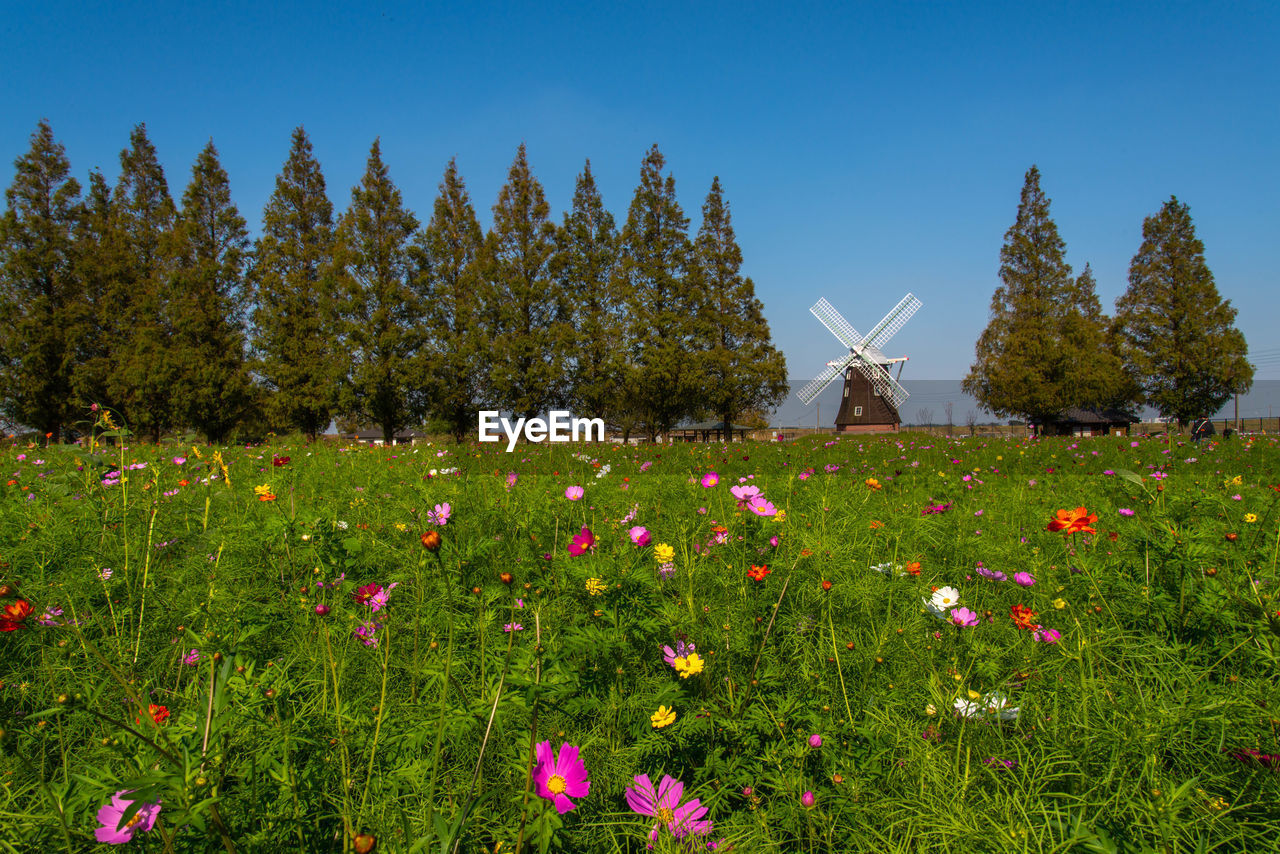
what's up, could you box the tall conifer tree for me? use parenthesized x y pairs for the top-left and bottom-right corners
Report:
(416, 159), (487, 443)
(555, 160), (626, 428)
(692, 176), (788, 436)
(1114, 197), (1252, 426)
(963, 166), (1124, 428)
(0, 120), (85, 441)
(250, 127), (339, 440)
(620, 144), (695, 439)
(330, 140), (423, 444)
(71, 169), (119, 414)
(106, 123), (179, 441)
(170, 140), (252, 442)
(483, 144), (565, 418)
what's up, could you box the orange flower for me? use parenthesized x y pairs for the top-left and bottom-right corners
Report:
(869, 520), (885, 530)
(0, 599), (33, 631)
(905, 561), (922, 576)
(747, 565), (771, 581)
(1047, 507), (1098, 535)
(865, 478), (882, 490)
(420, 530), (442, 552)
(137, 703), (170, 725)
(1009, 603), (1039, 631)
(257, 493), (276, 502)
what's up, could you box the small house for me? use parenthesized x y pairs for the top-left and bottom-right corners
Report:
(1034, 406), (1139, 437)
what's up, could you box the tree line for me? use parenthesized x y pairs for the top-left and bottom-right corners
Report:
(0, 121), (789, 445)
(963, 166), (1253, 430)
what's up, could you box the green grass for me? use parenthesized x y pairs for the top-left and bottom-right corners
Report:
(1, 426), (1278, 853)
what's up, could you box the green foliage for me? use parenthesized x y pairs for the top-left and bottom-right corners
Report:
(964, 166), (1132, 426)
(483, 144), (567, 419)
(620, 145), (697, 439)
(330, 140), (424, 444)
(691, 176), (788, 435)
(250, 127), (340, 440)
(1114, 196), (1253, 428)
(0, 119), (85, 441)
(170, 141), (253, 443)
(3, 431), (1279, 852)
(416, 159), (487, 443)
(555, 161), (629, 431)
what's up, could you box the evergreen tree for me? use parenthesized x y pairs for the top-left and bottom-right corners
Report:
(692, 176), (788, 437)
(0, 120), (85, 442)
(483, 144), (565, 418)
(330, 140), (424, 444)
(620, 144), (696, 439)
(71, 169), (119, 414)
(170, 140), (252, 443)
(962, 166), (1125, 427)
(250, 127), (339, 440)
(1114, 196), (1252, 427)
(416, 158), (487, 443)
(555, 160), (627, 430)
(106, 123), (179, 441)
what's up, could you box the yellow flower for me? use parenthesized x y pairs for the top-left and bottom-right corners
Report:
(1244, 513), (1258, 523)
(772, 509), (787, 522)
(674, 652), (704, 679)
(585, 577), (606, 596)
(1053, 598), (1066, 610)
(592, 609), (604, 617)
(1230, 475), (1243, 486)
(254, 484), (272, 497)
(653, 543), (675, 564)
(651, 705), (676, 728)
(394, 523), (407, 532)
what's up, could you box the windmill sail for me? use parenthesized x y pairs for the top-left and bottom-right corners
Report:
(797, 355), (854, 404)
(862, 293), (922, 352)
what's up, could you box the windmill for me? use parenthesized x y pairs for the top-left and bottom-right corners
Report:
(797, 293), (922, 433)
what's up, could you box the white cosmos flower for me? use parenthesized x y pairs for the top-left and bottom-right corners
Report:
(931, 586), (961, 610)
(923, 598), (950, 621)
(954, 692), (1019, 721)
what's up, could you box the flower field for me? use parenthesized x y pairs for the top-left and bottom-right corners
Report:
(2, 427), (1279, 852)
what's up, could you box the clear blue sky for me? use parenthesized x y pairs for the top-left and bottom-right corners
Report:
(4, 0), (1278, 388)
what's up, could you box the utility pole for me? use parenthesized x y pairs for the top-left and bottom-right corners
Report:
(1234, 392), (1239, 432)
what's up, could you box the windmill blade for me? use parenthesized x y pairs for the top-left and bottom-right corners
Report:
(861, 293), (922, 352)
(850, 356), (911, 409)
(797, 355), (855, 404)
(810, 298), (864, 351)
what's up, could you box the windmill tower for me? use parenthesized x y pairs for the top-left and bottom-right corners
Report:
(797, 293), (922, 433)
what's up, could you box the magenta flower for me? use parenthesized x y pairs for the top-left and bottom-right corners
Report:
(1032, 628), (1061, 644)
(428, 502), (452, 526)
(801, 790), (816, 808)
(565, 485), (584, 501)
(96, 790), (161, 843)
(662, 639), (696, 667)
(504, 622), (523, 632)
(747, 496), (777, 517)
(700, 472), (719, 488)
(951, 606), (980, 627)
(506, 471), (518, 488)
(808, 733), (822, 748)
(366, 582), (400, 612)
(625, 773), (712, 841)
(1013, 572), (1036, 587)
(533, 741), (591, 814)
(183, 649), (200, 666)
(629, 526), (652, 547)
(1118, 508), (1135, 516)
(568, 526), (595, 556)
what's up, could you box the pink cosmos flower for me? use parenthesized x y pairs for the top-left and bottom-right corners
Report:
(801, 790), (816, 808)
(951, 606), (980, 627)
(568, 526), (595, 556)
(808, 734), (822, 748)
(565, 485), (584, 501)
(1032, 628), (1061, 644)
(747, 496), (777, 517)
(629, 526), (652, 547)
(1118, 508), (1135, 516)
(1013, 572), (1036, 587)
(625, 773), (712, 841)
(96, 790), (161, 843)
(533, 741), (591, 814)
(663, 640), (696, 667)
(730, 484), (761, 505)
(428, 502), (451, 526)
(366, 582), (400, 612)
(183, 649), (200, 666)
(700, 472), (719, 488)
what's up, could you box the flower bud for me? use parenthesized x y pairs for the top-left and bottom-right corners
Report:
(420, 530), (442, 552)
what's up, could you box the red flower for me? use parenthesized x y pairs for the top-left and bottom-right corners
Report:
(1047, 507), (1098, 535)
(905, 561), (922, 576)
(352, 583), (382, 605)
(747, 565), (771, 581)
(0, 599), (33, 631)
(137, 703), (170, 725)
(1009, 603), (1039, 631)
(821, 579), (832, 591)
(272, 456), (291, 467)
